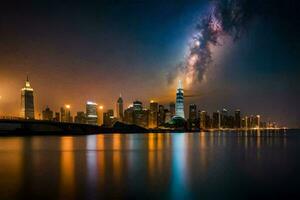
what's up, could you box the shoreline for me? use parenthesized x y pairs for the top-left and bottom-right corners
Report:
(0, 119), (292, 136)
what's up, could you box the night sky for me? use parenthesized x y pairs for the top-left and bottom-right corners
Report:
(0, 0), (299, 127)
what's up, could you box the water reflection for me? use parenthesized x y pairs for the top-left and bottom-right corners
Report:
(171, 133), (188, 199)
(0, 138), (23, 199)
(0, 131), (298, 199)
(60, 137), (75, 200)
(112, 134), (122, 185)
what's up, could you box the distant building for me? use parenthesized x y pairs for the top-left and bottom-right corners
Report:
(175, 80), (185, 119)
(42, 106), (53, 121)
(61, 105), (71, 123)
(124, 106), (134, 124)
(169, 102), (175, 117)
(164, 110), (172, 123)
(97, 106), (104, 126)
(188, 104), (197, 130)
(137, 109), (149, 128)
(234, 109), (241, 128)
(86, 101), (98, 125)
(116, 94), (124, 121)
(241, 117), (246, 128)
(212, 111), (220, 129)
(149, 100), (158, 128)
(54, 112), (60, 122)
(249, 115), (255, 128)
(133, 100), (142, 111)
(245, 116), (249, 129)
(75, 111), (86, 124)
(103, 109), (114, 127)
(221, 108), (228, 128)
(200, 111), (207, 129)
(21, 76), (35, 119)
(228, 115), (234, 128)
(157, 105), (165, 126)
(254, 115), (261, 128)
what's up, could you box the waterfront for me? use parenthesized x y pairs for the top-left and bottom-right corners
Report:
(0, 130), (299, 199)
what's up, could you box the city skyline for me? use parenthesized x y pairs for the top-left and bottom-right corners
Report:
(2, 76), (283, 129)
(0, 0), (299, 127)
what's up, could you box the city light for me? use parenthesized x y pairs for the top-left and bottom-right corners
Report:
(1, 75), (286, 130)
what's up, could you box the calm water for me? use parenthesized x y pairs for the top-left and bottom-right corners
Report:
(0, 131), (299, 200)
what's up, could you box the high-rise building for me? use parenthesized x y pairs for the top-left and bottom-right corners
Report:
(103, 109), (114, 127)
(245, 116), (249, 129)
(221, 108), (228, 128)
(42, 106), (53, 121)
(157, 105), (165, 126)
(75, 112), (86, 124)
(175, 80), (185, 119)
(228, 115), (234, 128)
(188, 104), (197, 129)
(212, 111), (220, 129)
(54, 112), (60, 122)
(116, 94), (124, 121)
(137, 109), (149, 128)
(133, 100), (142, 111)
(254, 115), (261, 128)
(97, 106), (104, 126)
(164, 110), (172, 123)
(234, 109), (241, 128)
(86, 101), (98, 125)
(249, 115), (255, 128)
(200, 111), (207, 129)
(21, 76), (35, 119)
(61, 105), (71, 123)
(124, 106), (134, 124)
(149, 100), (158, 128)
(169, 102), (175, 117)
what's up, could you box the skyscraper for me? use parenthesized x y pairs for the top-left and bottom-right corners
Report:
(175, 80), (184, 119)
(133, 100), (142, 111)
(61, 105), (71, 123)
(200, 111), (207, 129)
(188, 104), (197, 129)
(75, 111), (86, 124)
(157, 105), (165, 126)
(212, 111), (220, 129)
(97, 106), (104, 126)
(124, 106), (134, 124)
(149, 100), (158, 128)
(21, 76), (35, 119)
(54, 112), (60, 122)
(103, 109), (114, 127)
(42, 106), (53, 121)
(221, 108), (228, 128)
(86, 101), (98, 125)
(234, 109), (241, 128)
(116, 94), (124, 121)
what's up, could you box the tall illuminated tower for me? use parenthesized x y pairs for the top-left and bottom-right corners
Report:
(86, 101), (98, 125)
(21, 75), (34, 119)
(116, 94), (124, 121)
(175, 80), (185, 119)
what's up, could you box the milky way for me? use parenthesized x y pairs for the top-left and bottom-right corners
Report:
(168, 0), (254, 88)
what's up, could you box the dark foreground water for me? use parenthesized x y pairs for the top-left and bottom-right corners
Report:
(0, 130), (299, 200)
